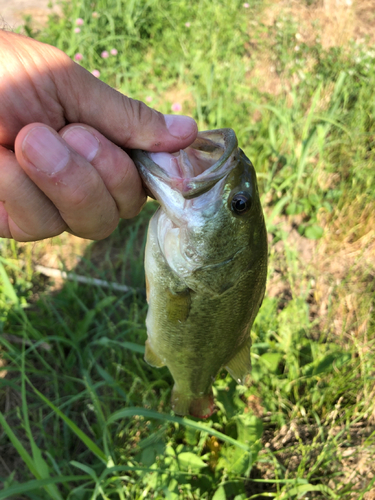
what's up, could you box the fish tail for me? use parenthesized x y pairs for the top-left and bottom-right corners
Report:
(171, 386), (215, 419)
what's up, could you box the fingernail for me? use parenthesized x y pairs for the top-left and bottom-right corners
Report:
(62, 126), (99, 162)
(164, 114), (197, 139)
(23, 127), (69, 174)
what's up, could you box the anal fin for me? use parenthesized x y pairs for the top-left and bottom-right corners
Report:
(144, 339), (165, 368)
(225, 338), (251, 385)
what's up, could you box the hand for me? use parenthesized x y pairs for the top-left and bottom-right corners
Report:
(0, 31), (197, 241)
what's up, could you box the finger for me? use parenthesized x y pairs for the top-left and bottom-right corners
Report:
(59, 124), (146, 219)
(57, 58), (198, 151)
(0, 146), (67, 241)
(15, 123), (120, 240)
(0, 202), (12, 239)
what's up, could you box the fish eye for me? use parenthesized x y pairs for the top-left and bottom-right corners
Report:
(230, 191), (252, 216)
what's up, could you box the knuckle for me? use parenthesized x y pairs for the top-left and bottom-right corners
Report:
(121, 97), (157, 142)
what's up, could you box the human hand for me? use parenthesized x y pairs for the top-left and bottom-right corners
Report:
(0, 31), (197, 241)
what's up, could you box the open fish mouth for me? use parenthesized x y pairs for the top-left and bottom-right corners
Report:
(132, 129), (239, 199)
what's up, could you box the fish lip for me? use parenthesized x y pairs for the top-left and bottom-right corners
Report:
(131, 128), (239, 199)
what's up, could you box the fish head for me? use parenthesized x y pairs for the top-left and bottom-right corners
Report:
(132, 128), (266, 280)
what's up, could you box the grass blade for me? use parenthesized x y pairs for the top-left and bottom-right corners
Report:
(29, 382), (108, 464)
(0, 260), (19, 304)
(107, 407), (253, 452)
(0, 475), (90, 500)
(20, 350), (63, 500)
(0, 412), (38, 478)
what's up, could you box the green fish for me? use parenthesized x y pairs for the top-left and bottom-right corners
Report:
(132, 129), (267, 418)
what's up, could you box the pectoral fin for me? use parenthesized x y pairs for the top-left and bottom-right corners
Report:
(166, 288), (191, 324)
(225, 338), (251, 384)
(144, 340), (165, 368)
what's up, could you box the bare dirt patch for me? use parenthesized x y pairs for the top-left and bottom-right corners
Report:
(256, 417), (375, 498)
(248, 0), (375, 96)
(263, 0), (375, 48)
(0, 0), (61, 30)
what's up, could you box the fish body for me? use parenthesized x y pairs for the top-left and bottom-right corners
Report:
(132, 129), (267, 418)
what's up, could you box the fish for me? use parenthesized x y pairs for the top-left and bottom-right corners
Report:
(132, 128), (267, 418)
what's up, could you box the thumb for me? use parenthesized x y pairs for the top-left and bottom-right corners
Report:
(59, 61), (198, 152)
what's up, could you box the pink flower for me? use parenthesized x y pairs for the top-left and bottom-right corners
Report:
(92, 69), (100, 78)
(74, 53), (83, 61)
(110, 48), (118, 56)
(76, 18), (84, 25)
(243, 3), (250, 7)
(171, 102), (182, 112)
(74, 27), (81, 33)
(101, 50), (109, 59)
(145, 96), (153, 102)
(185, 22), (191, 28)
(92, 11), (99, 18)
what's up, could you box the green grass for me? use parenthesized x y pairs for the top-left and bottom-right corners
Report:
(1, 0), (375, 498)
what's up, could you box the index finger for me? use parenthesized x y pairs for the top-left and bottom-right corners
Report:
(56, 54), (198, 151)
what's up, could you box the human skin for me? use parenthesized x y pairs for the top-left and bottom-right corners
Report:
(0, 30), (198, 241)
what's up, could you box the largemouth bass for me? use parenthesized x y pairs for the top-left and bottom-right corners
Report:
(132, 129), (267, 418)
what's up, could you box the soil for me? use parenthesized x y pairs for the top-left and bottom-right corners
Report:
(0, 0), (60, 30)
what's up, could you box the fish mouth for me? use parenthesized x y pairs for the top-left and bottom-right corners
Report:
(132, 128), (238, 199)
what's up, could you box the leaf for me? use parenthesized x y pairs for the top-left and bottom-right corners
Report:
(70, 461), (99, 481)
(76, 309), (97, 338)
(302, 352), (351, 377)
(217, 448), (252, 476)
(266, 195), (291, 225)
(163, 489), (179, 500)
(217, 414), (263, 476)
(177, 452), (207, 470)
(184, 426), (199, 446)
(260, 352), (282, 373)
(236, 413), (263, 446)
(286, 482), (339, 498)
(286, 202), (304, 215)
(304, 225), (324, 240)
(212, 486), (226, 500)
(95, 337), (145, 354)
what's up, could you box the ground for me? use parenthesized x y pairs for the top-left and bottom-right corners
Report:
(0, 0), (60, 30)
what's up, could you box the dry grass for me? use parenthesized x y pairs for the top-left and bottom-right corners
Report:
(264, 0), (375, 48)
(258, 416), (375, 497)
(247, 0), (375, 97)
